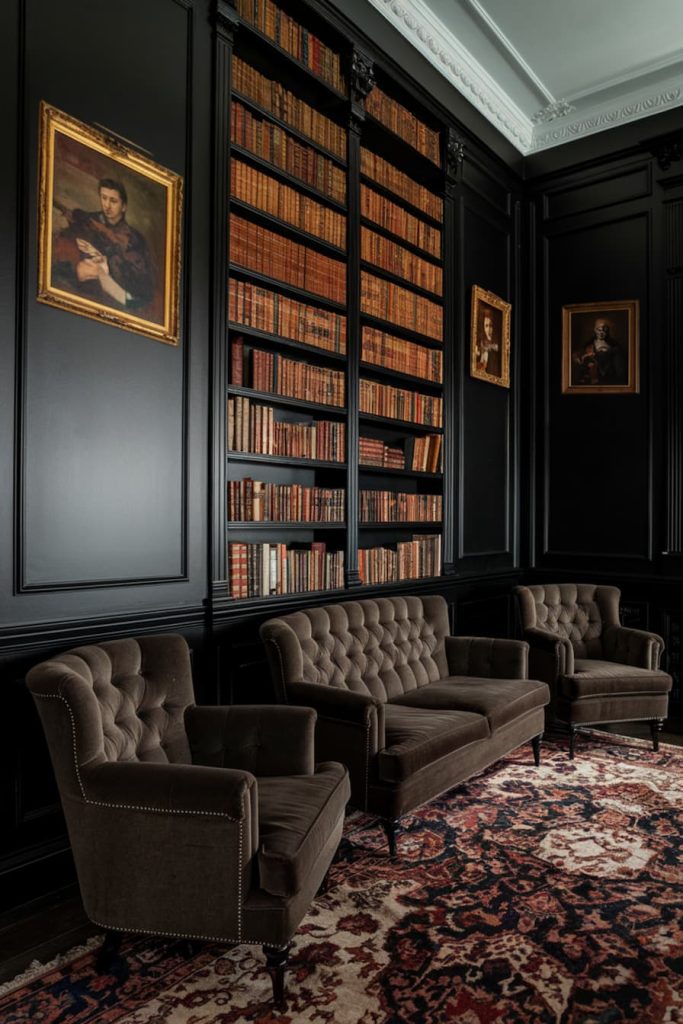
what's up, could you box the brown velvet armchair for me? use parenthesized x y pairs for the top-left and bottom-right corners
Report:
(515, 584), (672, 758)
(26, 633), (350, 1008)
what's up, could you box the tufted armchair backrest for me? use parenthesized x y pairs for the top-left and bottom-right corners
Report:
(26, 634), (194, 801)
(516, 583), (621, 658)
(260, 595), (450, 702)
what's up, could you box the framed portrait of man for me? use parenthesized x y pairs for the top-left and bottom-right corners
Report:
(470, 285), (511, 388)
(561, 300), (639, 395)
(37, 102), (183, 346)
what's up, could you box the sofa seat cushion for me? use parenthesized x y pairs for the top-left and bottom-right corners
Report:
(378, 705), (489, 783)
(257, 762), (349, 898)
(563, 662), (673, 700)
(389, 677), (549, 732)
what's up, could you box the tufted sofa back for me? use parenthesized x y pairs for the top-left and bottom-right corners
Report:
(516, 583), (621, 658)
(260, 595), (450, 702)
(26, 634), (194, 801)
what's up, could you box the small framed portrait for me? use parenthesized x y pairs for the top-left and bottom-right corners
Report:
(470, 285), (511, 389)
(561, 300), (639, 394)
(37, 102), (183, 346)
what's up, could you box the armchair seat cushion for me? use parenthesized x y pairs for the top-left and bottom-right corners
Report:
(257, 762), (350, 898)
(389, 677), (549, 732)
(563, 662), (673, 700)
(378, 705), (489, 783)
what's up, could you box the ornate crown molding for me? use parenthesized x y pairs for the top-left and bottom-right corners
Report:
(366, 0), (533, 153)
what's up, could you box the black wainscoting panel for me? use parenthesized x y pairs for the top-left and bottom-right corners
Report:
(460, 202), (513, 562)
(462, 157), (511, 216)
(19, 0), (191, 588)
(543, 213), (651, 562)
(544, 162), (651, 222)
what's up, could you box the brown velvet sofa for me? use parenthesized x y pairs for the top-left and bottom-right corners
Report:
(260, 595), (549, 853)
(26, 634), (350, 1007)
(515, 583), (672, 758)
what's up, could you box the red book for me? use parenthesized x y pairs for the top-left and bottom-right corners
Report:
(231, 336), (244, 386)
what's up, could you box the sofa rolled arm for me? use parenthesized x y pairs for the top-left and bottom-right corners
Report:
(523, 627), (574, 678)
(286, 682), (385, 750)
(603, 625), (665, 670)
(81, 759), (256, 820)
(445, 636), (529, 680)
(185, 704), (316, 776)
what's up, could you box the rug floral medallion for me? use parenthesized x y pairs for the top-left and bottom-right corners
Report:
(2, 731), (681, 1024)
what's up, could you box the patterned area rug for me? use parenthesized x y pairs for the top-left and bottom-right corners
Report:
(2, 730), (682, 1024)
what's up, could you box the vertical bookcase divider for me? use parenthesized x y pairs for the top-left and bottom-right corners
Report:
(212, 0), (240, 597)
(442, 128), (465, 576)
(345, 47), (376, 588)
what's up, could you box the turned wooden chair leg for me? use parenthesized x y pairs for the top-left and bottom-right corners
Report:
(381, 818), (400, 859)
(95, 931), (124, 974)
(531, 733), (543, 767)
(263, 942), (291, 1010)
(569, 725), (579, 760)
(650, 719), (664, 752)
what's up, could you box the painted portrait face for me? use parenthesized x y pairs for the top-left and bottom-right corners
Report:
(483, 313), (494, 341)
(99, 186), (126, 225)
(593, 318), (610, 342)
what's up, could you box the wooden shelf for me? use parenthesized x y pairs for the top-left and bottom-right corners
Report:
(229, 323), (346, 363)
(359, 412), (443, 434)
(360, 213), (442, 265)
(359, 311), (443, 349)
(230, 197), (346, 258)
(228, 452), (347, 470)
(359, 173), (443, 230)
(229, 263), (347, 312)
(228, 385), (347, 417)
(359, 522), (442, 529)
(358, 464), (443, 480)
(228, 522), (346, 530)
(232, 90), (347, 168)
(360, 360), (443, 391)
(231, 144), (347, 212)
(360, 260), (443, 304)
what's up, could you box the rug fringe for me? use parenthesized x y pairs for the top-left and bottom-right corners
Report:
(0, 934), (104, 997)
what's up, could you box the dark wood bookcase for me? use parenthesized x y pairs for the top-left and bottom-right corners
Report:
(212, 0), (460, 607)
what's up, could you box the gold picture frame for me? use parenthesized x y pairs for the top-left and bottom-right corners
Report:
(470, 285), (511, 388)
(37, 101), (183, 346)
(561, 300), (639, 394)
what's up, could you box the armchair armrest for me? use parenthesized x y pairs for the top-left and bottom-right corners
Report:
(523, 627), (574, 678)
(445, 636), (529, 680)
(185, 704), (315, 776)
(82, 760), (256, 820)
(603, 625), (665, 670)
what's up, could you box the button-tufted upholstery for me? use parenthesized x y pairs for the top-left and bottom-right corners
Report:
(274, 596), (449, 701)
(26, 634), (350, 1007)
(515, 583), (672, 757)
(261, 595), (549, 849)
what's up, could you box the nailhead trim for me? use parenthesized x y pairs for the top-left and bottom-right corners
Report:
(32, 693), (242, 820)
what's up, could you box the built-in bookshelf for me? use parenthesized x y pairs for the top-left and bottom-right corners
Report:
(218, 0), (451, 602)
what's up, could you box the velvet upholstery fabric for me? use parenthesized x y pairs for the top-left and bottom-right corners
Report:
(515, 584), (671, 734)
(260, 596), (549, 826)
(26, 634), (350, 948)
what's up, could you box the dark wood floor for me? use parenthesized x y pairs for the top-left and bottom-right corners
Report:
(1, 721), (681, 988)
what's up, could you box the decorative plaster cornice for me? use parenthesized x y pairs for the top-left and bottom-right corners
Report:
(530, 84), (683, 152)
(366, 0), (534, 152)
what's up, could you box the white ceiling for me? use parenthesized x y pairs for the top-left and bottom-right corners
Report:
(367, 0), (683, 153)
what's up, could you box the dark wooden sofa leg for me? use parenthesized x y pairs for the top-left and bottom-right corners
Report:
(264, 942), (291, 1010)
(531, 733), (543, 767)
(569, 725), (579, 760)
(95, 931), (124, 974)
(381, 818), (400, 859)
(650, 719), (664, 752)
(317, 867), (331, 896)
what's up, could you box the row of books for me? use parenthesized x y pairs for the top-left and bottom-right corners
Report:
(228, 480), (344, 522)
(229, 542), (344, 597)
(235, 0), (345, 94)
(228, 397), (345, 461)
(231, 159), (346, 249)
(361, 149), (443, 222)
(230, 215), (346, 304)
(359, 436), (404, 469)
(361, 272), (443, 341)
(229, 281), (347, 354)
(358, 534), (442, 585)
(360, 378), (443, 427)
(361, 185), (441, 259)
(366, 86), (441, 167)
(358, 434), (443, 474)
(232, 343), (345, 407)
(362, 326), (442, 383)
(361, 227), (443, 296)
(360, 491), (442, 523)
(232, 57), (346, 159)
(231, 102), (347, 204)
